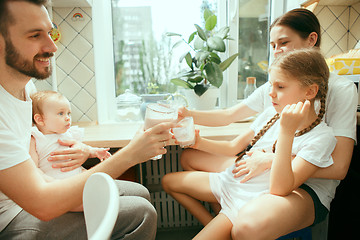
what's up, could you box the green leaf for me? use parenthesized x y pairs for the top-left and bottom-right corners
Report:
(204, 62), (223, 88)
(205, 15), (217, 31)
(166, 32), (182, 37)
(194, 36), (204, 50)
(207, 36), (226, 52)
(195, 51), (210, 65)
(188, 31), (196, 43)
(203, 9), (213, 21)
(188, 76), (204, 83)
(194, 24), (207, 41)
(184, 52), (193, 69)
(209, 52), (221, 64)
(171, 40), (183, 50)
(194, 84), (209, 96)
(219, 53), (239, 71)
(176, 70), (197, 78)
(215, 26), (230, 39)
(170, 78), (193, 89)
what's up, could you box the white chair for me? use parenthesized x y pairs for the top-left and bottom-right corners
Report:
(83, 172), (120, 240)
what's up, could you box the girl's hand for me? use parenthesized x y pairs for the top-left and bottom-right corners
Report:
(232, 150), (273, 182)
(172, 129), (200, 149)
(280, 100), (310, 134)
(177, 106), (190, 121)
(48, 140), (91, 172)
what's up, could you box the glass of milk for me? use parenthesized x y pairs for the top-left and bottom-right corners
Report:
(144, 103), (177, 160)
(172, 117), (195, 148)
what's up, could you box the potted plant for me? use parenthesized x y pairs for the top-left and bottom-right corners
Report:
(167, 9), (238, 109)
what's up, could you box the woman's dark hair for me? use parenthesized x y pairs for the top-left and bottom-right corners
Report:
(0, 0), (49, 36)
(270, 8), (321, 47)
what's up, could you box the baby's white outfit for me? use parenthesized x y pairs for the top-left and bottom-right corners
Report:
(209, 107), (338, 224)
(31, 126), (85, 179)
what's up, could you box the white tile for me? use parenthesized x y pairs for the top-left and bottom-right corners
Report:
(80, 21), (93, 44)
(55, 66), (67, 85)
(56, 49), (80, 74)
(321, 32), (335, 55)
(82, 7), (92, 18)
(78, 114), (92, 122)
(336, 35), (348, 53)
(325, 20), (347, 43)
(55, 41), (65, 56)
(34, 79), (53, 91)
(326, 44), (343, 58)
(349, 8), (360, 27)
(348, 34), (359, 50)
(71, 89), (95, 113)
(82, 50), (95, 70)
(67, 34), (92, 60)
(85, 102), (97, 121)
(70, 62), (94, 86)
(52, 11), (63, 26)
(58, 76), (81, 100)
(350, 17), (360, 40)
(58, 21), (77, 46)
(70, 103), (83, 122)
(65, 8), (90, 33)
(317, 7), (337, 30)
(53, 7), (73, 19)
(84, 77), (97, 98)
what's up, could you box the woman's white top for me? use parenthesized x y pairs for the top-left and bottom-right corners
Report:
(243, 73), (357, 141)
(31, 126), (85, 179)
(209, 107), (338, 224)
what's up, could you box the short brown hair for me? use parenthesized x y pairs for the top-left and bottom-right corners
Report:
(0, 0), (49, 37)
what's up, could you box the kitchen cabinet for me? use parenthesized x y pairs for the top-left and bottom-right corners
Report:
(51, 0), (92, 7)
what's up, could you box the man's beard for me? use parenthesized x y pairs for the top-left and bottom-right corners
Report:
(5, 38), (53, 80)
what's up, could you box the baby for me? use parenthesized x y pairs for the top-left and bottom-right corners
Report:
(30, 91), (111, 180)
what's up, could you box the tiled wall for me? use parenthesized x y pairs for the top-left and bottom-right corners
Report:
(34, 7), (97, 122)
(315, 2), (360, 58)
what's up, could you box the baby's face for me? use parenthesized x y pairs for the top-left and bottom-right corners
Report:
(40, 96), (71, 134)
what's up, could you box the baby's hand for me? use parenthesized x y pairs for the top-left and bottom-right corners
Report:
(95, 148), (111, 161)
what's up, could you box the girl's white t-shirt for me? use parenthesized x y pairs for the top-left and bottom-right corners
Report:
(243, 73), (358, 141)
(0, 82), (33, 231)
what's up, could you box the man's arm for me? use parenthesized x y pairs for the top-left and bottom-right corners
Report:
(0, 122), (173, 221)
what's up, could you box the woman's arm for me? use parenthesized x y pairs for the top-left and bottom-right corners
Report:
(312, 136), (354, 180)
(195, 129), (255, 157)
(179, 103), (258, 127)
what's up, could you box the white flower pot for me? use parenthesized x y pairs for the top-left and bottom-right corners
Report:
(181, 88), (220, 110)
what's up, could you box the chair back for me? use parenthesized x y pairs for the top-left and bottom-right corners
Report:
(83, 172), (119, 240)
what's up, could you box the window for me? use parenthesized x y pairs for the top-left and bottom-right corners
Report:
(92, 0), (285, 123)
(111, 0), (218, 97)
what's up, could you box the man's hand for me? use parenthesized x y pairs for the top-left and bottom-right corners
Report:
(48, 139), (91, 172)
(232, 150), (274, 183)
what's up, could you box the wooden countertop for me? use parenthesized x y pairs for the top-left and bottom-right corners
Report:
(75, 121), (253, 148)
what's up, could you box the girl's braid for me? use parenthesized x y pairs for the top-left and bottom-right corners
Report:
(235, 113), (280, 162)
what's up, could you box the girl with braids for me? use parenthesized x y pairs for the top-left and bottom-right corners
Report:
(163, 48), (338, 239)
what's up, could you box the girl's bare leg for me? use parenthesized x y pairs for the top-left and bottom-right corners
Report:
(180, 149), (235, 214)
(194, 213), (233, 240)
(162, 171), (218, 225)
(180, 148), (235, 172)
(231, 189), (315, 240)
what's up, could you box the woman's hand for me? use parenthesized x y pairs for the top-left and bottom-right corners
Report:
(232, 150), (274, 182)
(48, 139), (91, 172)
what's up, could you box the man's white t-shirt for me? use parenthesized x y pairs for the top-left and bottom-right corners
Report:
(243, 73), (358, 141)
(0, 82), (33, 231)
